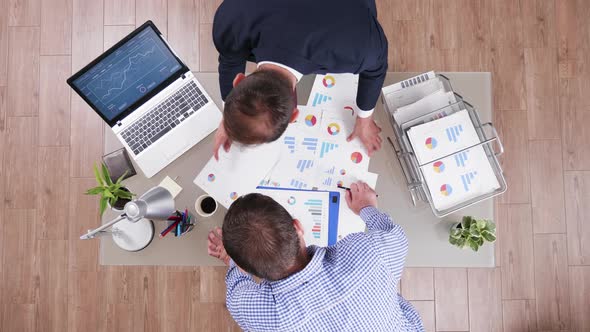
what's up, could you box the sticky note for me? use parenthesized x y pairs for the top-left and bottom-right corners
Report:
(159, 176), (182, 198)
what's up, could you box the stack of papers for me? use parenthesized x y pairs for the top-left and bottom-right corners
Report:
(407, 109), (500, 211)
(194, 73), (379, 239)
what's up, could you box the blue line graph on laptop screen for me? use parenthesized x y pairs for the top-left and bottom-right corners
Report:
(72, 27), (183, 121)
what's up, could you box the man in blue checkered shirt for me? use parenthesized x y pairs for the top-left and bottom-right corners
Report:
(208, 182), (424, 331)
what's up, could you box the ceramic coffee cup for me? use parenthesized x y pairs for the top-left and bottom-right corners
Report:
(195, 194), (218, 217)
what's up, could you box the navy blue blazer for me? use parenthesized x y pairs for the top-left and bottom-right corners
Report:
(213, 0), (388, 111)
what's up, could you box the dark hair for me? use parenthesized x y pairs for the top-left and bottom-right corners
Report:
(222, 193), (301, 280)
(223, 69), (295, 144)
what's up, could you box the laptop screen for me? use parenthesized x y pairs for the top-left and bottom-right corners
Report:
(70, 25), (184, 121)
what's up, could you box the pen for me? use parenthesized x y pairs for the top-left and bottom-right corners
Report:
(160, 220), (180, 238)
(337, 185), (379, 197)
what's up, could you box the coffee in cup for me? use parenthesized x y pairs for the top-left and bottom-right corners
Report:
(195, 194), (218, 217)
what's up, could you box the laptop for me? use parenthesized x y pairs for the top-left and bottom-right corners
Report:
(67, 21), (222, 178)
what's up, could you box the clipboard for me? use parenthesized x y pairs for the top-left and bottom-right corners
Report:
(256, 186), (340, 246)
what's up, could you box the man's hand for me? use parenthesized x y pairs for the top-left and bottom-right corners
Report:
(347, 116), (382, 156)
(207, 227), (231, 266)
(345, 181), (378, 215)
(213, 120), (232, 160)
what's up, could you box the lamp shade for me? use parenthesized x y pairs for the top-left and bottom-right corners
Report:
(124, 186), (175, 222)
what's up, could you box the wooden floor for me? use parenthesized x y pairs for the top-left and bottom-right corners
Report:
(0, 0), (589, 331)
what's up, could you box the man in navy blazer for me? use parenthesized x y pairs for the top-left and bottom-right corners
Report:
(212, 0), (388, 158)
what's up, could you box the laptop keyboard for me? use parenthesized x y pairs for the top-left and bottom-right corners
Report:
(121, 81), (208, 155)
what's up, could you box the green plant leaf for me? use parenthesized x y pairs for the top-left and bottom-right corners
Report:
(450, 227), (461, 237)
(456, 238), (466, 248)
(461, 216), (473, 229)
(115, 170), (129, 184)
(469, 223), (480, 234)
(93, 164), (105, 186)
(109, 196), (117, 206)
(99, 197), (108, 216)
(85, 186), (104, 195)
(476, 219), (487, 230)
(101, 163), (113, 186)
(468, 239), (480, 251)
(108, 183), (121, 192)
(449, 236), (457, 245)
(102, 190), (115, 199)
(486, 222), (496, 232)
(112, 188), (125, 195)
(114, 189), (133, 199)
(470, 227), (482, 236)
(450, 233), (462, 240)
(481, 231), (496, 242)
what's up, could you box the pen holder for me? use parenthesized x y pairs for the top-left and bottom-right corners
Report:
(159, 210), (195, 238)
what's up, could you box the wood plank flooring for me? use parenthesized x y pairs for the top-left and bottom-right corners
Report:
(1, 0), (589, 330)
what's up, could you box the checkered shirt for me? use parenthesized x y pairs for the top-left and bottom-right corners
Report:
(225, 206), (424, 332)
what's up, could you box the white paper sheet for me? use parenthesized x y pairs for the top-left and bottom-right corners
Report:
(381, 71), (436, 94)
(393, 90), (457, 125)
(384, 78), (444, 113)
(307, 73), (360, 114)
(255, 188), (332, 246)
(407, 109), (480, 165)
(420, 146), (500, 211)
(194, 141), (282, 209)
(266, 106), (372, 190)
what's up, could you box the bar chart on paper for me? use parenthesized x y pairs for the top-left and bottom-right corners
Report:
(302, 137), (319, 152)
(446, 124), (464, 142)
(255, 188), (332, 246)
(304, 199), (324, 239)
(290, 179), (308, 189)
(312, 93), (332, 107)
(320, 142), (339, 158)
(284, 136), (296, 153)
(454, 150), (470, 167)
(297, 159), (314, 172)
(460, 171), (478, 191)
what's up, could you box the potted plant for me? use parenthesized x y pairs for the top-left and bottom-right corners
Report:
(86, 163), (135, 216)
(449, 216), (496, 252)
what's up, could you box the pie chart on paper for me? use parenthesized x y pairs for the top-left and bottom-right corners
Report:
(425, 137), (438, 150)
(440, 184), (453, 196)
(350, 152), (363, 164)
(433, 161), (445, 173)
(327, 123), (341, 136)
(322, 75), (336, 88)
(305, 114), (317, 127)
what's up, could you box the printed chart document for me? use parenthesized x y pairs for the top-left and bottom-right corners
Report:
(407, 109), (500, 211)
(194, 141), (282, 209)
(255, 188), (339, 246)
(420, 146), (500, 211)
(407, 109), (480, 165)
(307, 73), (359, 113)
(265, 106), (377, 192)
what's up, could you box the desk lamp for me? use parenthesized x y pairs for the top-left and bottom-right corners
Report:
(80, 186), (175, 251)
